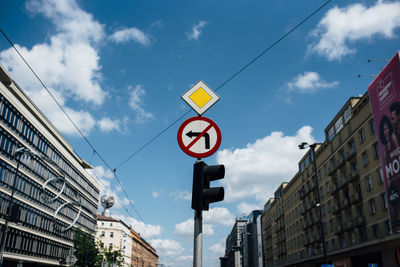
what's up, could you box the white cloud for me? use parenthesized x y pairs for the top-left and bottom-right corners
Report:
(187, 21), (208, 40)
(216, 126), (315, 203)
(308, 0), (400, 61)
(114, 214), (163, 239)
(98, 116), (129, 133)
(287, 71), (339, 94)
(175, 218), (214, 237)
(129, 85), (155, 123)
(149, 239), (184, 256)
(110, 27), (152, 46)
(237, 202), (261, 216)
(203, 207), (235, 226)
(0, 0), (107, 135)
(152, 191), (159, 198)
(209, 243), (225, 256)
(177, 255), (193, 262)
(170, 190), (191, 201)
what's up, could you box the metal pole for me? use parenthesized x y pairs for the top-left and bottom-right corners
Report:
(193, 210), (202, 267)
(311, 144), (327, 265)
(0, 152), (22, 267)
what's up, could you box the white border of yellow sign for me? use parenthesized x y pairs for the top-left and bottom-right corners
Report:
(181, 81), (220, 115)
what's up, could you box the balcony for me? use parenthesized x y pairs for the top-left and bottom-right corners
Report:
(346, 149), (356, 161)
(350, 193), (362, 205)
(355, 216), (366, 227)
(331, 182), (340, 195)
(337, 158), (346, 169)
(335, 224), (344, 235)
(340, 198), (351, 211)
(328, 166), (337, 176)
(349, 172), (360, 183)
(338, 180), (349, 190)
(333, 203), (341, 214)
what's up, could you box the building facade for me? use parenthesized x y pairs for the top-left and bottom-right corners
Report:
(96, 214), (132, 267)
(0, 65), (100, 266)
(260, 92), (400, 266)
(241, 210), (263, 267)
(130, 227), (158, 267)
(224, 219), (247, 267)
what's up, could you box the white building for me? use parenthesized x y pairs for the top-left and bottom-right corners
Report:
(0, 63), (100, 266)
(96, 214), (132, 267)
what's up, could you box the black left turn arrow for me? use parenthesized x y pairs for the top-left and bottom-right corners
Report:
(186, 131), (210, 149)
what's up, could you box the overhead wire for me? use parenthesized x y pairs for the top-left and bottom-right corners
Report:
(113, 0), (334, 171)
(0, 0), (333, 262)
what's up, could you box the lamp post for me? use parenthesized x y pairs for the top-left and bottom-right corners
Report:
(298, 142), (327, 265)
(0, 147), (35, 266)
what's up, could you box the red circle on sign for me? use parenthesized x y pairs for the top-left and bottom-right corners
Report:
(177, 116), (222, 158)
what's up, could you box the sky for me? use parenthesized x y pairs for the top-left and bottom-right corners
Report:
(0, 0), (399, 266)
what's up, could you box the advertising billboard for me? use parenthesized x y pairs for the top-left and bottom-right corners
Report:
(368, 51), (400, 232)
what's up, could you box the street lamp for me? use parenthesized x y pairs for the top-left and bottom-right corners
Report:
(298, 142), (327, 265)
(0, 147), (36, 266)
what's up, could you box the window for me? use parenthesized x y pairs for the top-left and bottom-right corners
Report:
(110, 223), (113, 227)
(109, 243), (113, 249)
(110, 232), (114, 238)
(384, 220), (391, 235)
(369, 119), (375, 134)
(377, 168), (384, 184)
(101, 231), (105, 237)
(372, 224), (379, 239)
(359, 129), (365, 144)
(366, 176), (373, 191)
(369, 199), (377, 215)
(373, 142), (379, 159)
(326, 182), (330, 193)
(380, 193), (388, 210)
(362, 152), (369, 167)
(101, 222), (104, 226)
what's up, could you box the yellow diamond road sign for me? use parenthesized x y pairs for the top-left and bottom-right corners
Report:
(182, 81), (220, 115)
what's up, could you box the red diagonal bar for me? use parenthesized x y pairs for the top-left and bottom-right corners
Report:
(186, 123), (213, 150)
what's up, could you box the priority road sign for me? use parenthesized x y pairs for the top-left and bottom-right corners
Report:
(181, 81), (219, 115)
(177, 116), (222, 158)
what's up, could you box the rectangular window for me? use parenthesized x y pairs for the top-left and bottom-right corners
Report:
(101, 231), (105, 237)
(377, 168), (384, 184)
(369, 119), (375, 134)
(369, 198), (376, 215)
(366, 176), (373, 191)
(372, 224), (379, 239)
(326, 182), (330, 193)
(373, 142), (379, 159)
(110, 232), (114, 238)
(385, 220), (391, 235)
(381, 193), (388, 210)
(359, 129), (365, 144)
(362, 152), (369, 167)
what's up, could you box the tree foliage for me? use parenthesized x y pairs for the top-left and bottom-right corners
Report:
(73, 228), (102, 267)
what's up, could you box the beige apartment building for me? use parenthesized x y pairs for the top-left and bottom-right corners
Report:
(261, 92), (400, 266)
(130, 227), (158, 267)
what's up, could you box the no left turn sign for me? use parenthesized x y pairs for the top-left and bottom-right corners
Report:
(177, 116), (222, 158)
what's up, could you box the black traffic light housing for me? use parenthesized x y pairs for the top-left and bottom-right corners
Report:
(192, 161), (225, 211)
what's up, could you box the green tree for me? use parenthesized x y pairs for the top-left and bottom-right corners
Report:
(73, 228), (102, 267)
(98, 243), (124, 266)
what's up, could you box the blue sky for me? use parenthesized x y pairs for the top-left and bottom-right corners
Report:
(1, 0), (400, 266)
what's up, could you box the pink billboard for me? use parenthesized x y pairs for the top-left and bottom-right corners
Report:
(368, 51), (400, 233)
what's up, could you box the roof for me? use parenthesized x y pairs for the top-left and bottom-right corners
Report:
(97, 214), (119, 222)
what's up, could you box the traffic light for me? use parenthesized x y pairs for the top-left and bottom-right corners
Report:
(192, 161), (225, 211)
